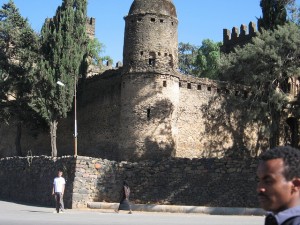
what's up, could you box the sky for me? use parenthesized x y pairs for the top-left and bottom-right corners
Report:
(1, 0), (296, 64)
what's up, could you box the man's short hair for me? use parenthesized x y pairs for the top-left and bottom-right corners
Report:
(259, 146), (300, 180)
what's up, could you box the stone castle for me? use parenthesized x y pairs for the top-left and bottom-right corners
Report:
(0, 0), (298, 161)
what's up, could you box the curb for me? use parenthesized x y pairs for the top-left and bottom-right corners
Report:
(87, 202), (265, 216)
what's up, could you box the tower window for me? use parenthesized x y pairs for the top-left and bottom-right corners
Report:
(160, 19), (164, 23)
(164, 53), (168, 57)
(140, 51), (143, 56)
(138, 18), (142, 22)
(197, 85), (201, 90)
(147, 108), (151, 120)
(151, 18), (155, 22)
(207, 87), (211, 91)
(163, 81), (167, 87)
(149, 58), (155, 66)
(179, 82), (182, 87)
(187, 83), (191, 89)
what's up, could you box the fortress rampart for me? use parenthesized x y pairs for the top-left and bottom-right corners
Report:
(221, 21), (258, 53)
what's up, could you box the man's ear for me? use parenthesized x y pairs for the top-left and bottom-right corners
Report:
(292, 178), (300, 192)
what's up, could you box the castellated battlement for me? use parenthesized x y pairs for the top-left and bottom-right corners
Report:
(86, 17), (95, 38)
(221, 21), (257, 53)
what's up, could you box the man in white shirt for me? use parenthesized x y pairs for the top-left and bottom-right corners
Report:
(52, 169), (66, 213)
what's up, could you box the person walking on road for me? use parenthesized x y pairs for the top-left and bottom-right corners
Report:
(115, 180), (132, 214)
(52, 169), (66, 213)
(257, 146), (300, 225)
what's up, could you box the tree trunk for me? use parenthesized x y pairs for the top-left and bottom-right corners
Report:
(15, 122), (23, 156)
(269, 110), (280, 148)
(50, 120), (58, 157)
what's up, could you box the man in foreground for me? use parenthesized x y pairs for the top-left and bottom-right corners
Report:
(257, 146), (300, 225)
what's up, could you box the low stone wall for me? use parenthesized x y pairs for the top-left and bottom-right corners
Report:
(0, 156), (76, 208)
(0, 155), (259, 209)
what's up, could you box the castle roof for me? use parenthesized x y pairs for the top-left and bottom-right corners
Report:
(128, 0), (177, 18)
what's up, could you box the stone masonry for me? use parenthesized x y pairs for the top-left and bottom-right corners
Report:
(0, 155), (259, 209)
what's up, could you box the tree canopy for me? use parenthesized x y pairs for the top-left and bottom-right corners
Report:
(220, 22), (300, 147)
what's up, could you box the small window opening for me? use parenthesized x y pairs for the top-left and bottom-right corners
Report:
(160, 19), (164, 23)
(165, 53), (168, 57)
(197, 85), (201, 90)
(163, 81), (167, 87)
(138, 18), (142, 22)
(217, 88), (221, 93)
(187, 83), (191, 89)
(179, 82), (182, 87)
(207, 87), (211, 91)
(235, 90), (239, 96)
(149, 58), (155, 66)
(151, 18), (155, 22)
(147, 108), (151, 120)
(140, 51), (143, 56)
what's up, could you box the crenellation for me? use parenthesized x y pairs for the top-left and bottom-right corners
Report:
(221, 21), (258, 53)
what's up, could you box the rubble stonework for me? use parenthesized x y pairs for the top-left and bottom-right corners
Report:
(0, 156), (259, 208)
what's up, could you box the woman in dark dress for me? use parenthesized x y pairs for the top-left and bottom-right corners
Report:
(115, 181), (132, 214)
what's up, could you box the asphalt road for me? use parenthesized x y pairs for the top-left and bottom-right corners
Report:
(0, 201), (264, 225)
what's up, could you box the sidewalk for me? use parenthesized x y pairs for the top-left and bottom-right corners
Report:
(87, 202), (265, 216)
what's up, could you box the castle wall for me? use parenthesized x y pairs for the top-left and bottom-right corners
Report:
(0, 70), (123, 159)
(175, 75), (268, 158)
(0, 155), (260, 209)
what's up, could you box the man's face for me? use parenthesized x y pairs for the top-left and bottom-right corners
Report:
(257, 158), (296, 213)
(58, 171), (63, 177)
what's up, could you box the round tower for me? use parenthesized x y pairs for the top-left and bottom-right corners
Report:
(123, 0), (178, 73)
(119, 0), (180, 161)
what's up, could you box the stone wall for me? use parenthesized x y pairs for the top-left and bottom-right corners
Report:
(0, 155), (260, 209)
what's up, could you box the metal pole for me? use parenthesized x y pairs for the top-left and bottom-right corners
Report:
(74, 75), (78, 156)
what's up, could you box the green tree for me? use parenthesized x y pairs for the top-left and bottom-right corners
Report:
(0, 0), (39, 156)
(31, 0), (88, 157)
(220, 23), (300, 148)
(194, 39), (222, 79)
(87, 38), (112, 69)
(178, 42), (198, 75)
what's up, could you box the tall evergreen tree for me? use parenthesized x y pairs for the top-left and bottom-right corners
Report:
(258, 0), (289, 30)
(0, 0), (39, 156)
(31, 0), (88, 157)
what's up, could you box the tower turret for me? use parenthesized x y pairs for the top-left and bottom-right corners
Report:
(123, 0), (178, 73)
(119, 0), (180, 161)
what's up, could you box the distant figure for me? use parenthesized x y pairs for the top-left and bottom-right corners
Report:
(52, 169), (66, 213)
(257, 146), (300, 225)
(115, 180), (132, 214)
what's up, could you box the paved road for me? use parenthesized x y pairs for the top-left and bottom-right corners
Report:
(0, 201), (264, 225)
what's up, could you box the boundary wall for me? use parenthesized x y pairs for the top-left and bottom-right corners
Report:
(0, 155), (259, 209)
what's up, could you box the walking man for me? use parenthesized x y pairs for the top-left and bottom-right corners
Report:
(257, 146), (300, 225)
(52, 169), (66, 213)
